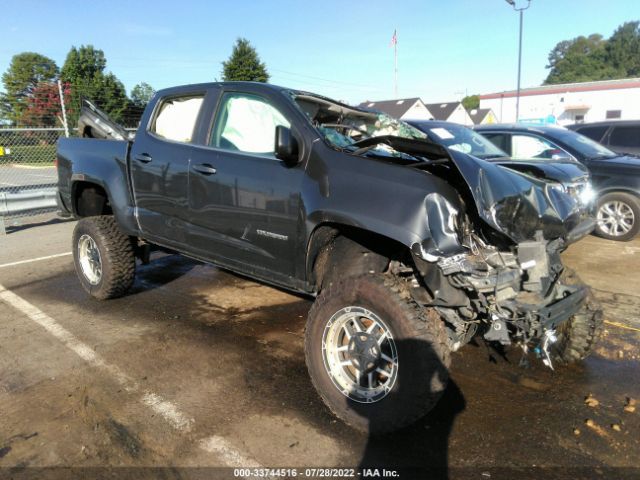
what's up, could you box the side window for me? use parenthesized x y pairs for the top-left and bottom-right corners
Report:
(511, 134), (560, 160)
(211, 93), (290, 155)
(576, 126), (608, 142)
(482, 133), (509, 154)
(151, 95), (204, 143)
(609, 126), (640, 148)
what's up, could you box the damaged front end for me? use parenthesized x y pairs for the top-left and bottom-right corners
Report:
(410, 151), (596, 368)
(292, 92), (597, 367)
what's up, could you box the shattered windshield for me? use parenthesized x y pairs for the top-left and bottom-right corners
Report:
(292, 93), (427, 159)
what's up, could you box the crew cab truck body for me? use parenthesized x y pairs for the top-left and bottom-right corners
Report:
(57, 82), (603, 433)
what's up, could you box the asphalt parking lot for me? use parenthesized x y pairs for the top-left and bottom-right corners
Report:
(1, 215), (639, 479)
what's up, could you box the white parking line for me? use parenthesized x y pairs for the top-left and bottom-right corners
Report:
(0, 252), (72, 269)
(0, 282), (264, 469)
(142, 392), (195, 432)
(199, 436), (264, 468)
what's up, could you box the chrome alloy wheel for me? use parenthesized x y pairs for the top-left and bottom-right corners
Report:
(322, 306), (398, 403)
(78, 234), (102, 285)
(597, 200), (635, 237)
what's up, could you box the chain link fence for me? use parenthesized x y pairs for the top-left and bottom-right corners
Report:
(0, 127), (65, 232)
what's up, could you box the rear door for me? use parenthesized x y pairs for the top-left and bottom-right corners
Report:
(187, 90), (304, 280)
(130, 92), (206, 248)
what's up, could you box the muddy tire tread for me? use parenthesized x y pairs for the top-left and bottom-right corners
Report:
(73, 216), (135, 300)
(554, 268), (604, 364)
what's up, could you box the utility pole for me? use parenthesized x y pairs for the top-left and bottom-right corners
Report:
(57, 80), (69, 138)
(505, 0), (531, 122)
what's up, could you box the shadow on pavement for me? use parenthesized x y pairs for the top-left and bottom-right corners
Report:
(350, 339), (466, 480)
(3, 216), (73, 234)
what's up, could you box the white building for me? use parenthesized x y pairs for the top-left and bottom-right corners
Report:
(479, 78), (640, 125)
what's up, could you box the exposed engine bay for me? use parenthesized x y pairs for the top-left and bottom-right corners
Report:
(410, 224), (587, 369)
(294, 92), (598, 369)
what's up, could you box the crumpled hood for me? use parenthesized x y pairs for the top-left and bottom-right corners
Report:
(447, 149), (593, 243)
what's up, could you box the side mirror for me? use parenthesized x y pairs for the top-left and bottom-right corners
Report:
(275, 125), (300, 166)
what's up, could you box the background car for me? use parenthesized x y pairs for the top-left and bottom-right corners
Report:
(568, 120), (640, 157)
(475, 124), (640, 241)
(408, 119), (591, 190)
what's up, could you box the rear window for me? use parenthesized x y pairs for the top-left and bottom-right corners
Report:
(609, 126), (640, 148)
(150, 95), (204, 143)
(575, 126), (608, 142)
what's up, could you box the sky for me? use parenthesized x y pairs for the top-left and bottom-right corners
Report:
(1, 0), (638, 105)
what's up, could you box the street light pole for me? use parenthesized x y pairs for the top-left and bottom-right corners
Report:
(506, 0), (531, 122)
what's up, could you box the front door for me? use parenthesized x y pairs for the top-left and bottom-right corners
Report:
(187, 91), (303, 279)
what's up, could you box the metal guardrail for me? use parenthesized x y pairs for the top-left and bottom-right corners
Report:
(0, 185), (57, 216)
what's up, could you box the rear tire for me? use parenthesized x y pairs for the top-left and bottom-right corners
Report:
(552, 268), (604, 364)
(595, 192), (640, 241)
(72, 216), (135, 300)
(305, 274), (450, 434)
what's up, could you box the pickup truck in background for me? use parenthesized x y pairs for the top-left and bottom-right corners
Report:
(57, 82), (602, 433)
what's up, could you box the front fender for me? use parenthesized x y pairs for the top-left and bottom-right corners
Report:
(303, 147), (467, 255)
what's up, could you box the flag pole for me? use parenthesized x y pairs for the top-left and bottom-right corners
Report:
(394, 30), (398, 98)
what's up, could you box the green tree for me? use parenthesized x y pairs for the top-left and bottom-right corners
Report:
(606, 21), (640, 77)
(462, 94), (480, 111)
(130, 82), (155, 108)
(0, 52), (59, 125)
(60, 45), (129, 124)
(544, 34), (618, 84)
(221, 38), (269, 82)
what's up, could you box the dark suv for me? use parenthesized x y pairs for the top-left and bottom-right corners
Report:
(568, 120), (640, 157)
(475, 124), (640, 241)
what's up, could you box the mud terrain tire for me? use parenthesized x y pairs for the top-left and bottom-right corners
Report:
(305, 274), (450, 434)
(72, 216), (135, 300)
(552, 268), (604, 364)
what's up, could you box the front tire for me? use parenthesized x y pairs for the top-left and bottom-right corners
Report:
(72, 216), (135, 300)
(305, 274), (450, 434)
(595, 192), (640, 241)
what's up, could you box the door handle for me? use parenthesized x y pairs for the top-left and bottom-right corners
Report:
(134, 153), (153, 163)
(192, 163), (217, 175)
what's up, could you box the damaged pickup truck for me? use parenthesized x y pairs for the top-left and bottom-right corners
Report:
(57, 82), (603, 433)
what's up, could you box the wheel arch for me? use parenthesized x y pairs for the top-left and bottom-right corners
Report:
(72, 181), (112, 217)
(596, 187), (640, 202)
(305, 222), (412, 292)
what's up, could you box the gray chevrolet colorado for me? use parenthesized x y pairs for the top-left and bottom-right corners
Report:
(57, 82), (602, 433)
